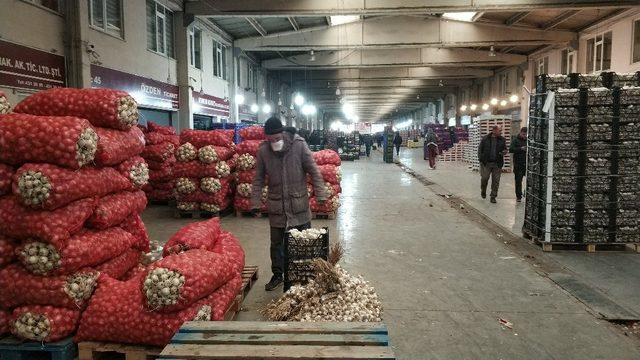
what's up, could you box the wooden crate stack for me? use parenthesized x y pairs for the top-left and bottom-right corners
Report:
(467, 116), (513, 172)
(440, 140), (468, 162)
(466, 124), (481, 169)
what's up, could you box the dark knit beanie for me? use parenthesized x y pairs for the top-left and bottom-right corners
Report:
(264, 117), (283, 135)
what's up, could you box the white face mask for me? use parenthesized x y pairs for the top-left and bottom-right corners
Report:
(270, 140), (284, 152)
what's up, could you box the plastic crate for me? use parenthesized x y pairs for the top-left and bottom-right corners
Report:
(283, 227), (329, 291)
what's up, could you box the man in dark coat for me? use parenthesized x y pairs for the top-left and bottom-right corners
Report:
(251, 117), (328, 291)
(478, 125), (508, 203)
(509, 127), (528, 202)
(393, 132), (403, 156)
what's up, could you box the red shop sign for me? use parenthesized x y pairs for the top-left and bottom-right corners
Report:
(0, 39), (66, 91)
(90, 64), (179, 110)
(192, 92), (229, 118)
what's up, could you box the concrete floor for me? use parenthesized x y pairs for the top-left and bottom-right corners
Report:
(142, 149), (640, 359)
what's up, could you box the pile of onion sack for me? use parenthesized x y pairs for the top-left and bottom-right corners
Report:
(309, 150), (342, 214)
(75, 218), (245, 346)
(139, 122), (179, 202)
(233, 126), (267, 213)
(0, 87), (152, 342)
(173, 129), (236, 213)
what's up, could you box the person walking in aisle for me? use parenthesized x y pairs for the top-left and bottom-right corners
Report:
(393, 131), (403, 156)
(377, 133), (383, 148)
(363, 134), (373, 157)
(424, 128), (439, 169)
(251, 117), (328, 291)
(478, 125), (508, 203)
(510, 127), (528, 202)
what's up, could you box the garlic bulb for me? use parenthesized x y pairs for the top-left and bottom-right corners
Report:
(143, 267), (186, 308)
(237, 183), (252, 198)
(177, 202), (198, 211)
(200, 203), (220, 213)
(63, 272), (99, 303)
(175, 178), (196, 194)
(200, 177), (221, 193)
(128, 162), (149, 187)
(18, 242), (61, 275)
(117, 95), (139, 127)
(13, 312), (51, 341)
(216, 161), (231, 178)
(176, 143), (197, 162)
(198, 145), (218, 164)
(237, 154), (256, 171)
(0, 94), (11, 114)
(75, 128), (99, 167)
(17, 170), (51, 206)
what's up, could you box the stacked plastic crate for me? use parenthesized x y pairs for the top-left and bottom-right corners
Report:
(524, 72), (640, 245)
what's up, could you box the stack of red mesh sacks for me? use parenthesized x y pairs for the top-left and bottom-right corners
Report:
(0, 88), (151, 342)
(75, 218), (245, 347)
(140, 122), (179, 203)
(309, 150), (342, 214)
(233, 126), (266, 213)
(173, 129), (236, 213)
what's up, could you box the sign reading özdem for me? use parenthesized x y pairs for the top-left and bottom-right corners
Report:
(0, 40), (66, 91)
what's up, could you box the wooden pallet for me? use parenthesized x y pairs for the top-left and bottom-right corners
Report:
(174, 206), (233, 219)
(0, 336), (77, 360)
(524, 229), (640, 252)
(159, 322), (396, 359)
(224, 265), (259, 321)
(312, 211), (336, 220)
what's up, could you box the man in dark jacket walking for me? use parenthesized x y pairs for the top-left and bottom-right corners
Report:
(509, 127), (528, 202)
(478, 125), (508, 203)
(251, 117), (328, 291)
(393, 132), (403, 156)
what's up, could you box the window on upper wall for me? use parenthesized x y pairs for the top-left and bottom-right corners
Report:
(536, 57), (549, 76)
(23, 0), (64, 13)
(561, 49), (576, 74)
(189, 28), (202, 69)
(586, 31), (612, 73)
(213, 41), (228, 80)
(146, 0), (174, 58)
(89, 0), (123, 38)
(236, 60), (242, 86)
(633, 19), (640, 63)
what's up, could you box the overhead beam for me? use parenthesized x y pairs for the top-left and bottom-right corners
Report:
(290, 79), (474, 88)
(279, 67), (494, 81)
(262, 48), (526, 70)
(186, 1), (636, 16)
(505, 11), (529, 25)
(235, 16), (576, 51)
(287, 16), (300, 31)
(245, 17), (267, 36)
(542, 9), (581, 29)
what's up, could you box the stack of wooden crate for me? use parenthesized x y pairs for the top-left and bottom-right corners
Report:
(440, 140), (468, 162)
(467, 115), (513, 172)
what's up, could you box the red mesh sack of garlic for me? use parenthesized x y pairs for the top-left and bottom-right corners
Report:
(233, 196), (252, 212)
(235, 169), (256, 184)
(196, 145), (234, 163)
(0, 310), (9, 335)
(118, 214), (150, 252)
(318, 164), (342, 185)
(200, 177), (230, 194)
(0, 236), (16, 268)
(147, 121), (176, 135)
(236, 140), (262, 156)
(116, 156), (149, 189)
(0, 264), (98, 309)
(162, 218), (221, 256)
(310, 196), (340, 213)
(13, 88), (138, 131)
(142, 249), (235, 313)
(201, 196), (232, 213)
(0, 196), (96, 250)
(11, 305), (81, 342)
(227, 153), (238, 170)
(239, 125), (265, 141)
(209, 275), (242, 320)
(173, 161), (231, 178)
(141, 142), (175, 162)
(175, 188), (229, 205)
(95, 249), (141, 280)
(13, 163), (131, 210)
(146, 156), (176, 170)
(174, 177), (199, 196)
(94, 126), (145, 166)
(0, 114), (98, 169)
(180, 129), (234, 148)
(17, 228), (136, 276)
(148, 164), (173, 182)
(145, 188), (173, 201)
(137, 124), (148, 133)
(211, 231), (245, 276)
(122, 264), (147, 281)
(313, 149), (342, 166)
(87, 190), (147, 229)
(0, 164), (14, 196)
(0, 90), (11, 114)
(144, 132), (179, 146)
(75, 274), (216, 346)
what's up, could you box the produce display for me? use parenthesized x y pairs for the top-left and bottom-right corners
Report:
(174, 129), (235, 212)
(140, 122), (179, 202)
(310, 150), (342, 214)
(11, 305), (81, 342)
(0, 91), (10, 114)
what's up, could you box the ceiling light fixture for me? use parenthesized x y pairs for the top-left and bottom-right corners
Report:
(294, 93), (305, 106)
(489, 46), (497, 57)
(510, 94), (519, 103)
(309, 50), (316, 62)
(482, 103), (490, 111)
(335, 86), (341, 96)
(235, 94), (245, 105)
(490, 98), (498, 106)
(262, 104), (272, 114)
(470, 104), (477, 111)
(500, 100), (508, 106)
(460, 105), (467, 112)
(250, 104), (259, 113)
(438, 80), (444, 87)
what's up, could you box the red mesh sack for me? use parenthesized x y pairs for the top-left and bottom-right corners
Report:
(0, 264), (98, 309)
(0, 164), (14, 196)
(17, 228), (136, 276)
(0, 236), (16, 268)
(197, 145), (233, 163)
(122, 264), (147, 281)
(180, 129), (234, 148)
(173, 161), (230, 178)
(137, 124), (148, 133)
(11, 305), (80, 342)
(148, 164), (173, 182)
(310, 196), (340, 213)
(95, 249), (141, 280)
(75, 274), (215, 346)
(209, 275), (242, 320)
(201, 196), (232, 213)
(147, 121), (176, 135)
(145, 188), (173, 201)
(145, 132), (179, 146)
(13, 88), (138, 130)
(235, 169), (256, 184)
(119, 214), (150, 252)
(146, 156), (175, 170)
(0, 310), (9, 335)
(233, 196), (252, 212)
(313, 149), (341, 166)
(175, 188), (230, 205)
(318, 164), (341, 185)
(116, 156), (149, 189)
(142, 249), (235, 313)
(0, 114), (98, 169)
(141, 142), (175, 162)
(87, 191), (147, 229)
(211, 231), (245, 276)
(13, 163), (131, 210)
(95, 126), (145, 166)
(0, 196), (96, 250)
(163, 218), (221, 257)
(236, 140), (262, 156)
(239, 126), (265, 141)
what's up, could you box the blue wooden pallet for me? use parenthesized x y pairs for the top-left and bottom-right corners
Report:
(0, 336), (77, 360)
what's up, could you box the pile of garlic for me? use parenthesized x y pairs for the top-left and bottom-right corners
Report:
(117, 95), (139, 127)
(177, 201), (198, 211)
(63, 272), (99, 303)
(200, 177), (222, 193)
(143, 267), (186, 308)
(289, 228), (327, 241)
(13, 312), (50, 341)
(236, 183), (252, 198)
(17, 170), (51, 206)
(128, 162), (149, 188)
(176, 143), (197, 162)
(175, 177), (196, 194)
(236, 154), (256, 171)
(19, 242), (61, 275)
(75, 128), (99, 167)
(215, 161), (231, 178)
(200, 203), (220, 213)
(198, 145), (218, 164)
(0, 93), (11, 114)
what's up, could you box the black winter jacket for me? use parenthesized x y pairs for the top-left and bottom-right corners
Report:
(478, 134), (508, 168)
(509, 135), (527, 173)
